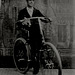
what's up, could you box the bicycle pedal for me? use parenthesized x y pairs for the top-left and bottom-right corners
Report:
(27, 59), (31, 62)
(39, 50), (44, 52)
(46, 63), (54, 69)
(18, 58), (25, 62)
(47, 49), (51, 51)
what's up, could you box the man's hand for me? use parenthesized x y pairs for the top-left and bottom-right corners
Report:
(22, 17), (31, 27)
(40, 17), (52, 23)
(22, 17), (28, 25)
(44, 17), (52, 22)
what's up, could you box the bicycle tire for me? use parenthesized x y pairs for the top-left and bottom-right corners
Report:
(40, 42), (62, 75)
(13, 38), (30, 74)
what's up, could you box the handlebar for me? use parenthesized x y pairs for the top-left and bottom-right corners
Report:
(16, 17), (52, 24)
(16, 17), (52, 30)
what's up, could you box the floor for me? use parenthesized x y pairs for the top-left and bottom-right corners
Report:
(0, 68), (75, 75)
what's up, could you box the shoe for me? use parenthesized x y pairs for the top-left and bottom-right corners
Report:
(33, 68), (39, 74)
(28, 61), (33, 68)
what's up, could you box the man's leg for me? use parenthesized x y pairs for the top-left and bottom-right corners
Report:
(30, 42), (40, 74)
(33, 51), (39, 74)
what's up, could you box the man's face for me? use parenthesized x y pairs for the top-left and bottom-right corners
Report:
(27, 0), (34, 7)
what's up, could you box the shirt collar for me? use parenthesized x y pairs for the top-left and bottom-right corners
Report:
(27, 7), (34, 11)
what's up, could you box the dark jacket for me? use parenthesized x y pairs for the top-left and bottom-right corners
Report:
(18, 7), (44, 48)
(18, 7), (44, 20)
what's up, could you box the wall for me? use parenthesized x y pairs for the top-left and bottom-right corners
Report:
(0, 0), (74, 57)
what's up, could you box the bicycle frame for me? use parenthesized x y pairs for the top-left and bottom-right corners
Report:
(15, 17), (51, 63)
(16, 17), (51, 42)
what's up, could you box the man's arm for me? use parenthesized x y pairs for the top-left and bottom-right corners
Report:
(18, 10), (25, 20)
(35, 9), (44, 17)
(36, 9), (52, 23)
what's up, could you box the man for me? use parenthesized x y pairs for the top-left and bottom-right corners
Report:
(18, 0), (44, 19)
(18, 0), (51, 74)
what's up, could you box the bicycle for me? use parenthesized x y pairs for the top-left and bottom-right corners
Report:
(13, 17), (62, 75)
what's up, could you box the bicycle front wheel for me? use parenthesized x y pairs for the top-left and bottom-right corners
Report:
(13, 39), (30, 74)
(40, 42), (62, 75)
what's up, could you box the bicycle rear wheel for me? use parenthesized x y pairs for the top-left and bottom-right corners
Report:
(40, 42), (62, 75)
(13, 39), (30, 74)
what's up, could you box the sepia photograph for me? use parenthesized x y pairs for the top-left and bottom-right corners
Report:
(0, 0), (75, 75)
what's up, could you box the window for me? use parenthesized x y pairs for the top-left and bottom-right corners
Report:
(58, 25), (67, 42)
